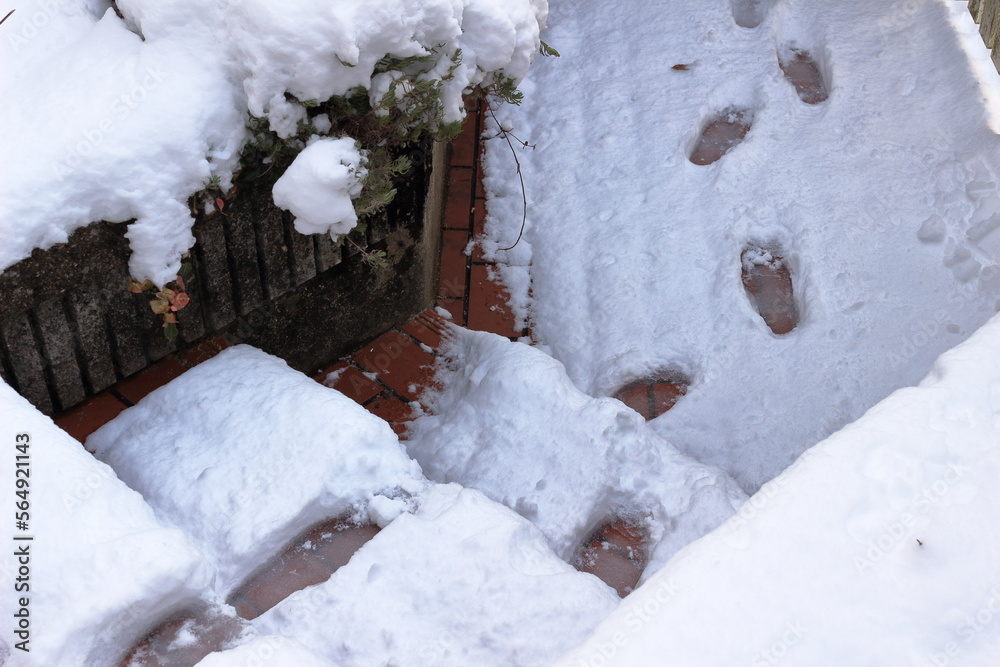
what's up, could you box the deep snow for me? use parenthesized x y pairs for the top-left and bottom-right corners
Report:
(405, 328), (746, 578)
(481, 0), (1000, 493)
(86, 345), (426, 594)
(0, 381), (211, 666)
(80, 346), (622, 664)
(3, 0), (1000, 664)
(556, 305), (1000, 666)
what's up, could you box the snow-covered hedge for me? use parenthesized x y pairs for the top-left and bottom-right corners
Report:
(0, 0), (547, 286)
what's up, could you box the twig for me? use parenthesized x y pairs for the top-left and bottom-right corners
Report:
(483, 96), (532, 252)
(0, 9), (15, 27)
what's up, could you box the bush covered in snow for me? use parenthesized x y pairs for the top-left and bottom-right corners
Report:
(0, 0), (548, 286)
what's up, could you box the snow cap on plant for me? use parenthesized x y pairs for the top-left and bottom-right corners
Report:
(272, 137), (368, 238)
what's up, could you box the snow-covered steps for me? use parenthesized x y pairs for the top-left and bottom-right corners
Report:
(406, 329), (746, 582)
(86, 345), (426, 596)
(557, 309), (1000, 665)
(253, 484), (621, 667)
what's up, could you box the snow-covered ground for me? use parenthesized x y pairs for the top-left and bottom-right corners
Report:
(0, 381), (211, 666)
(557, 306), (1000, 666)
(3, 0), (1000, 664)
(406, 329), (745, 577)
(482, 0), (1000, 494)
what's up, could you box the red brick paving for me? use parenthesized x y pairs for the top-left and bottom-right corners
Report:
(53, 391), (129, 445)
(779, 49), (828, 104)
(315, 361), (383, 404)
(614, 381), (652, 416)
(227, 520), (381, 621)
(612, 374), (690, 421)
(467, 264), (518, 336)
(689, 110), (752, 165)
(435, 297), (467, 326)
(114, 357), (188, 405)
(438, 96), (525, 341)
(364, 394), (416, 436)
(741, 244), (798, 335)
(176, 334), (232, 368)
(402, 310), (453, 350)
(443, 169), (475, 230)
(353, 331), (437, 401)
(122, 603), (247, 666)
(448, 116), (479, 168)
(471, 200), (489, 263)
(576, 519), (650, 598)
(439, 230), (470, 298)
(651, 380), (687, 415)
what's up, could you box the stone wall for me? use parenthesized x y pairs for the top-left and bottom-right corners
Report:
(0, 141), (444, 415)
(969, 0), (1000, 73)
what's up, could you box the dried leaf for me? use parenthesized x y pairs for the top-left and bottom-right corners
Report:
(128, 278), (154, 294)
(149, 299), (170, 315)
(172, 292), (191, 310)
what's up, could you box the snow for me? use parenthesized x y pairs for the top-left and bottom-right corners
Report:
(81, 344), (618, 664)
(272, 137), (366, 238)
(86, 345), (425, 593)
(7, 0), (1000, 664)
(0, 379), (211, 666)
(254, 483), (620, 667)
(555, 308), (1000, 666)
(481, 0), (1000, 495)
(0, 0), (547, 286)
(195, 636), (333, 667)
(406, 329), (745, 576)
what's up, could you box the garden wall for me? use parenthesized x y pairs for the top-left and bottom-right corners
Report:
(0, 141), (445, 415)
(969, 0), (1000, 72)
